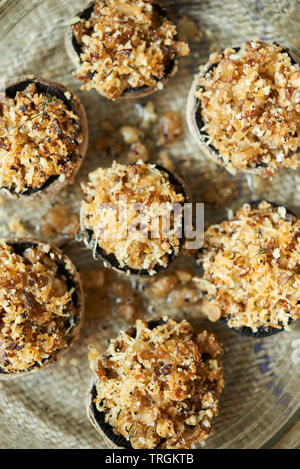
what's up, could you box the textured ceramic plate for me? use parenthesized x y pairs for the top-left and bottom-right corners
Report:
(0, 0), (299, 449)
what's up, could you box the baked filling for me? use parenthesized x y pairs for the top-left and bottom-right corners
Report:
(81, 161), (185, 274)
(196, 40), (300, 177)
(0, 83), (83, 194)
(72, 0), (189, 100)
(195, 201), (300, 332)
(0, 242), (79, 373)
(90, 318), (224, 449)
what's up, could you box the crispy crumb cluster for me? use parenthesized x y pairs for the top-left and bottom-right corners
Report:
(195, 201), (300, 332)
(0, 242), (79, 373)
(196, 41), (300, 177)
(81, 161), (185, 274)
(0, 83), (83, 194)
(90, 318), (224, 449)
(72, 0), (189, 99)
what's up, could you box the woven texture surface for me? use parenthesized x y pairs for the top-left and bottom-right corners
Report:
(0, 0), (299, 449)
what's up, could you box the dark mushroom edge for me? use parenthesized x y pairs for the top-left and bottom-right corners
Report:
(196, 200), (297, 338)
(82, 165), (188, 277)
(0, 239), (84, 376)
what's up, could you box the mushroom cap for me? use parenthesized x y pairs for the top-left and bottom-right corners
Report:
(186, 45), (300, 176)
(87, 379), (130, 449)
(81, 165), (190, 277)
(65, 1), (178, 100)
(87, 318), (167, 449)
(1, 75), (89, 200)
(0, 237), (85, 379)
(195, 200), (297, 338)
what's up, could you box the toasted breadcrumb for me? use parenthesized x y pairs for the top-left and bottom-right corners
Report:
(127, 141), (150, 163)
(82, 269), (141, 322)
(73, 0), (189, 99)
(81, 161), (185, 273)
(158, 111), (185, 146)
(196, 41), (300, 176)
(0, 83), (83, 194)
(147, 268), (201, 307)
(91, 318), (224, 449)
(0, 242), (79, 373)
(195, 201), (300, 332)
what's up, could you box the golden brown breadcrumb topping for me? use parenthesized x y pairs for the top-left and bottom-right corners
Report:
(197, 168), (238, 208)
(158, 111), (185, 146)
(0, 242), (79, 373)
(0, 83), (83, 194)
(196, 41), (300, 177)
(81, 161), (185, 274)
(90, 318), (224, 449)
(195, 201), (300, 331)
(39, 205), (79, 244)
(72, 0), (189, 99)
